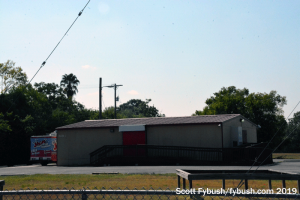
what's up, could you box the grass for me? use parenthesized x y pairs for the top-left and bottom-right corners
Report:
(1, 174), (299, 191)
(272, 153), (300, 159)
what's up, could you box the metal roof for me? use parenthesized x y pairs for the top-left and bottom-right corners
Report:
(56, 114), (243, 130)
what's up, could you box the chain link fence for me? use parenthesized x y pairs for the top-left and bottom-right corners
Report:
(1, 187), (300, 200)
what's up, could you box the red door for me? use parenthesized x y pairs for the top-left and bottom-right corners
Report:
(123, 131), (146, 145)
(123, 131), (146, 156)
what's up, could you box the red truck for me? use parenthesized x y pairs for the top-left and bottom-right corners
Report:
(30, 131), (57, 166)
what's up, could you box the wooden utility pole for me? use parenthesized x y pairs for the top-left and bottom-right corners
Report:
(114, 84), (117, 119)
(103, 83), (123, 119)
(99, 78), (102, 119)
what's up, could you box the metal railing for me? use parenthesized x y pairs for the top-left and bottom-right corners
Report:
(90, 145), (273, 166)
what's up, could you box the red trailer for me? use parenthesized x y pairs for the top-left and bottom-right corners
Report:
(30, 132), (57, 166)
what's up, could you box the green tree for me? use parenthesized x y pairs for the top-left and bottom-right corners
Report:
(0, 84), (50, 165)
(60, 73), (80, 99)
(0, 81), (95, 165)
(98, 99), (164, 119)
(34, 82), (66, 110)
(0, 113), (11, 133)
(118, 99), (164, 118)
(34, 81), (95, 127)
(194, 86), (287, 147)
(34, 82), (65, 99)
(0, 60), (28, 93)
(102, 106), (120, 119)
(283, 111), (300, 152)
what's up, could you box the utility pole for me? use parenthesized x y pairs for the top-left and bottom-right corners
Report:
(103, 83), (123, 119)
(99, 78), (102, 119)
(114, 84), (117, 119)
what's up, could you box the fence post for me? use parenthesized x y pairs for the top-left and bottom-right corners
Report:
(244, 179), (248, 190)
(0, 180), (5, 200)
(282, 180), (286, 189)
(189, 180), (192, 189)
(82, 190), (87, 200)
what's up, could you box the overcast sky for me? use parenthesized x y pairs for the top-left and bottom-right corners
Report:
(1, 0), (299, 118)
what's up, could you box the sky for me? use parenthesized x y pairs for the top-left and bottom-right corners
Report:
(0, 0), (299, 119)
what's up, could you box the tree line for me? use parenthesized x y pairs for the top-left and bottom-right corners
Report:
(0, 60), (163, 165)
(193, 86), (300, 152)
(0, 60), (299, 165)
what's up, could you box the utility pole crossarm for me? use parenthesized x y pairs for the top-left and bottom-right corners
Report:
(103, 85), (122, 88)
(103, 83), (123, 119)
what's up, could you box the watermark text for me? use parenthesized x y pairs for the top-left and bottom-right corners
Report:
(175, 188), (298, 196)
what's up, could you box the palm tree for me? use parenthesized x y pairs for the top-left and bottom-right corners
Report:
(60, 73), (80, 99)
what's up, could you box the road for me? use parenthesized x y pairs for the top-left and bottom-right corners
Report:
(0, 160), (300, 176)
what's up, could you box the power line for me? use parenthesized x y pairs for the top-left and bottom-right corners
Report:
(235, 100), (300, 189)
(248, 100), (299, 167)
(78, 87), (99, 89)
(5, 0), (91, 113)
(237, 123), (300, 198)
(29, 0), (90, 85)
(102, 93), (106, 110)
(254, 123), (299, 170)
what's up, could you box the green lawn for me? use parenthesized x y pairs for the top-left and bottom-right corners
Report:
(272, 153), (300, 159)
(1, 174), (298, 191)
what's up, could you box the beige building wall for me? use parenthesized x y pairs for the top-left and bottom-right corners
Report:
(57, 128), (122, 166)
(223, 117), (257, 147)
(146, 124), (222, 148)
(57, 117), (257, 166)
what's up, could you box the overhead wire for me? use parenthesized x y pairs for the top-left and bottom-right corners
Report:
(78, 87), (99, 89)
(28, 0), (91, 85)
(102, 92), (106, 110)
(235, 100), (300, 189)
(3, 1), (298, 183)
(238, 123), (300, 199)
(254, 123), (300, 171)
(5, 0), (91, 113)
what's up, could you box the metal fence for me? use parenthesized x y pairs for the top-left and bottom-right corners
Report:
(90, 145), (273, 166)
(1, 187), (300, 200)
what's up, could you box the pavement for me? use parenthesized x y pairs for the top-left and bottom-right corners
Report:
(0, 159), (300, 176)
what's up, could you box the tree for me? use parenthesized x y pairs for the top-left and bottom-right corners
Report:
(0, 79), (94, 165)
(34, 82), (66, 109)
(102, 106), (121, 119)
(194, 86), (287, 147)
(34, 81), (94, 127)
(60, 73), (80, 99)
(118, 99), (164, 118)
(195, 86), (250, 115)
(0, 60), (28, 93)
(283, 111), (300, 152)
(97, 99), (165, 119)
(34, 82), (64, 100)
(0, 84), (50, 165)
(0, 112), (11, 133)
